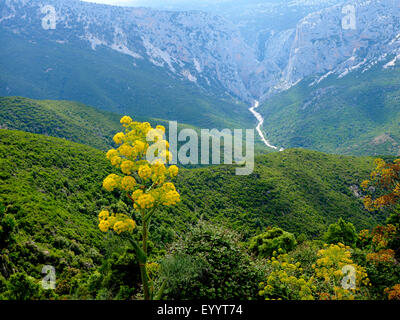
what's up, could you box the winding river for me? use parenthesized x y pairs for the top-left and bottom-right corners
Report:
(249, 100), (284, 151)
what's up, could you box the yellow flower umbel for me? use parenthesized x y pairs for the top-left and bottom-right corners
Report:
(259, 253), (315, 300)
(102, 174), (121, 192)
(313, 243), (370, 300)
(121, 176), (136, 191)
(98, 211), (136, 235)
(113, 132), (125, 145)
(99, 116), (181, 300)
(138, 165), (152, 180)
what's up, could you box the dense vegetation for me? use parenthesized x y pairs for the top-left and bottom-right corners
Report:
(0, 96), (270, 157)
(175, 148), (384, 237)
(0, 96), (199, 151)
(0, 129), (398, 300)
(258, 63), (400, 156)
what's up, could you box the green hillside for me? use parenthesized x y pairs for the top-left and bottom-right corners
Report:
(0, 96), (271, 158)
(0, 129), (383, 279)
(0, 29), (253, 130)
(0, 96), (122, 150)
(0, 96), (200, 151)
(258, 62), (400, 156)
(0, 128), (395, 300)
(176, 148), (383, 237)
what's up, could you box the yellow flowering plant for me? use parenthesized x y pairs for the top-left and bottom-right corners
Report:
(99, 116), (180, 300)
(259, 252), (316, 300)
(259, 244), (371, 301)
(312, 243), (370, 300)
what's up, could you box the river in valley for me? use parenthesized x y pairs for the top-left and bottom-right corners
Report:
(248, 100), (284, 151)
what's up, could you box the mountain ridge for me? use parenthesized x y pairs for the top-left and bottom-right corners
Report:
(2, 0), (400, 104)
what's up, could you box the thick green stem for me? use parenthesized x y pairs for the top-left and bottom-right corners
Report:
(128, 237), (150, 300)
(142, 219), (148, 255)
(139, 263), (150, 300)
(141, 217), (150, 299)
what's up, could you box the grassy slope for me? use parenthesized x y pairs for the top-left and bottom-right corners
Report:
(258, 62), (400, 156)
(0, 29), (253, 130)
(0, 96), (199, 152)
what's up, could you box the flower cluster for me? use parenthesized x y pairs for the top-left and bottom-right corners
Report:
(312, 243), (369, 300)
(99, 116), (180, 237)
(98, 210), (136, 234)
(371, 224), (397, 250)
(385, 284), (400, 300)
(366, 249), (396, 265)
(361, 158), (400, 210)
(358, 229), (372, 248)
(259, 253), (316, 300)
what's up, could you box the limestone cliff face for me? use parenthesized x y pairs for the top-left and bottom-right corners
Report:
(1, 0), (400, 102)
(277, 1), (400, 94)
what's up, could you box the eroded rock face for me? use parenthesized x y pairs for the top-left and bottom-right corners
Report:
(280, 1), (400, 94)
(1, 0), (400, 102)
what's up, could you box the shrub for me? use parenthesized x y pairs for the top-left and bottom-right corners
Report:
(248, 227), (297, 258)
(2, 273), (40, 300)
(159, 221), (267, 300)
(324, 218), (358, 247)
(259, 253), (315, 300)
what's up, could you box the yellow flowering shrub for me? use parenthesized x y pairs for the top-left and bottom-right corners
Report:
(98, 116), (180, 300)
(313, 243), (370, 300)
(259, 253), (316, 300)
(358, 229), (372, 248)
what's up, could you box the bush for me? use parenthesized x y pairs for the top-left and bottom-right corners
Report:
(159, 221), (267, 300)
(1, 273), (40, 300)
(0, 203), (16, 248)
(248, 227), (297, 258)
(324, 218), (358, 247)
(84, 249), (141, 300)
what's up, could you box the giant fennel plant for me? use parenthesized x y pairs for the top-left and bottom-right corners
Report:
(98, 116), (180, 300)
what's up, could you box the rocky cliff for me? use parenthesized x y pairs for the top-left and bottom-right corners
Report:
(1, 0), (400, 103)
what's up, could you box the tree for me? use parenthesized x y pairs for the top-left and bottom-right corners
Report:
(98, 116), (180, 300)
(361, 158), (400, 211)
(324, 218), (358, 247)
(248, 227), (297, 258)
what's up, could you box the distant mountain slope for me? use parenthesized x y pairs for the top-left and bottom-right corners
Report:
(2, 0), (400, 109)
(258, 62), (400, 156)
(0, 96), (202, 151)
(0, 27), (252, 130)
(0, 96), (123, 150)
